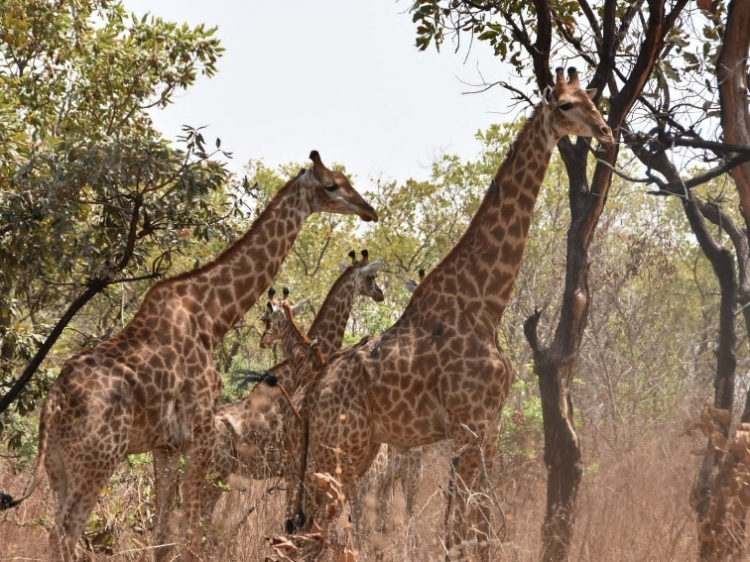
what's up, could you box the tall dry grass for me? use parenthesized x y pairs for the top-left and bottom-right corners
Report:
(1, 422), (701, 562)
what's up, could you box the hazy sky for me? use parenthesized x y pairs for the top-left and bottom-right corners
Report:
(123, 1), (514, 187)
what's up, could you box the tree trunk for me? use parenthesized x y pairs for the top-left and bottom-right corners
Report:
(520, 2), (679, 558)
(0, 278), (108, 415)
(524, 310), (582, 562)
(718, 0), (750, 230)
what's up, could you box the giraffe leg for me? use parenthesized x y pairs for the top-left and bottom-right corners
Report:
(300, 429), (377, 535)
(200, 422), (236, 548)
(44, 404), (127, 562)
(44, 437), (74, 562)
(153, 446), (181, 562)
(399, 447), (422, 518)
(445, 423), (496, 562)
(48, 457), (120, 562)
(282, 400), (308, 534)
(180, 421), (216, 561)
(399, 447), (423, 555)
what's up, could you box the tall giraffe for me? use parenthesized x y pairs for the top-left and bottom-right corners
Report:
(1, 151), (377, 562)
(203, 251), (384, 524)
(288, 69), (614, 561)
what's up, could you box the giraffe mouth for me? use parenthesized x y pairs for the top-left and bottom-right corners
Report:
(356, 203), (378, 222)
(595, 125), (615, 146)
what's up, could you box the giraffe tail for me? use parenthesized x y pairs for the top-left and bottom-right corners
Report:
(234, 369), (279, 388)
(0, 389), (58, 510)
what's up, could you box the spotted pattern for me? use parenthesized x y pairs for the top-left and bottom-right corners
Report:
(202, 253), (385, 525)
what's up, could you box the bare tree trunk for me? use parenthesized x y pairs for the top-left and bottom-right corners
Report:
(520, 2), (679, 559)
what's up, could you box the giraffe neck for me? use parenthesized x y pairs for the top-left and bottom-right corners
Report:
(135, 173), (314, 345)
(407, 104), (558, 330)
(306, 268), (359, 358)
(279, 306), (318, 369)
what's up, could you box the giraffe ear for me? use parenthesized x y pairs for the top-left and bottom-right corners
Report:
(404, 279), (418, 293)
(266, 301), (274, 314)
(340, 261), (349, 273)
(360, 259), (382, 275)
(309, 150), (333, 184)
(542, 85), (557, 106)
(291, 298), (308, 316)
(585, 87), (597, 99)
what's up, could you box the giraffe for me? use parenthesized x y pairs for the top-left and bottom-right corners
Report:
(0, 151), (377, 562)
(202, 251), (384, 526)
(288, 68), (614, 561)
(257, 287), (335, 532)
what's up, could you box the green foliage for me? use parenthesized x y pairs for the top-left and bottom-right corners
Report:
(0, 1), (233, 444)
(498, 376), (544, 462)
(410, 0), (581, 73)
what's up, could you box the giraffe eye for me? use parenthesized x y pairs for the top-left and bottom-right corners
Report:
(559, 102), (574, 111)
(325, 184), (339, 192)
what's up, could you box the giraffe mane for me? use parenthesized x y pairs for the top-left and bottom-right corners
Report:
(282, 301), (314, 347)
(151, 173), (303, 289)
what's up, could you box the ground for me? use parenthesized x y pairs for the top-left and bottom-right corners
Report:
(1, 429), (698, 561)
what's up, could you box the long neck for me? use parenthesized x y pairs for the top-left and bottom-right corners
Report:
(279, 308), (316, 369)
(406, 105), (558, 330)
(306, 269), (358, 357)
(140, 177), (313, 345)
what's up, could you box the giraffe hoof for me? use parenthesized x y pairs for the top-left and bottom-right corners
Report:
(284, 512), (306, 534)
(0, 492), (20, 510)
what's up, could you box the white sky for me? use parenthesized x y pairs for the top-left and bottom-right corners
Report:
(123, 0), (513, 187)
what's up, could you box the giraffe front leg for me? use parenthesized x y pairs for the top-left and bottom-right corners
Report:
(200, 420), (235, 541)
(282, 397), (308, 534)
(445, 423), (496, 562)
(153, 446), (181, 562)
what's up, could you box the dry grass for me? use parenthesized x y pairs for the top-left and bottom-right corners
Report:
(1, 426), (699, 561)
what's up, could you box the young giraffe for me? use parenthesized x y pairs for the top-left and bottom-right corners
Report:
(1, 151), (377, 562)
(203, 251), (384, 524)
(289, 68), (614, 561)
(257, 288), (336, 529)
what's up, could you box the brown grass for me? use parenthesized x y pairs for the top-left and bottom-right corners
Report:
(0, 426), (699, 562)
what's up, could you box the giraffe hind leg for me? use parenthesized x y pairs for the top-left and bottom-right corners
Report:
(180, 421), (217, 561)
(49, 463), (119, 562)
(153, 446), (182, 562)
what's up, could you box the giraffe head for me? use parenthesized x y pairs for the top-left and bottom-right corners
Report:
(298, 151), (379, 222)
(339, 250), (385, 303)
(542, 67), (614, 145)
(259, 288), (309, 349)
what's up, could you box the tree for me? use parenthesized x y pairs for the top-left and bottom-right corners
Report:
(621, 0), (750, 557)
(0, 1), (231, 425)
